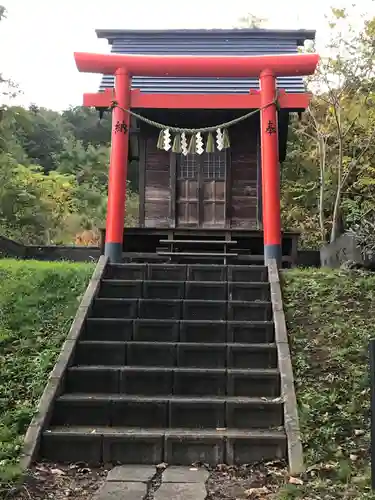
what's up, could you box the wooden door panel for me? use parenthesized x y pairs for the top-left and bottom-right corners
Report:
(202, 180), (225, 227)
(176, 179), (199, 226)
(176, 153), (227, 228)
(177, 202), (199, 225)
(203, 181), (225, 201)
(203, 201), (225, 227)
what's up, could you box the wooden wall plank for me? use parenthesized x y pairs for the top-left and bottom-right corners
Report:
(138, 136), (146, 227)
(229, 119), (259, 229)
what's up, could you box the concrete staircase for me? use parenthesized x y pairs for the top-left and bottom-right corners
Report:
(40, 263), (286, 465)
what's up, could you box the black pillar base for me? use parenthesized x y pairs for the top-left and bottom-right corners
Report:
(264, 244), (282, 267)
(104, 242), (122, 263)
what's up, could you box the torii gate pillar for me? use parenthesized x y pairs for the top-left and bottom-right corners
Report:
(260, 69), (281, 264)
(105, 68), (130, 263)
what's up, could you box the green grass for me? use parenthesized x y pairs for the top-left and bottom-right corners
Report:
(0, 259), (93, 490)
(280, 268), (375, 499)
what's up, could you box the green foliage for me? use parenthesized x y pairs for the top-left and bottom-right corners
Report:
(282, 268), (375, 498)
(282, 5), (375, 247)
(0, 104), (139, 245)
(0, 154), (78, 244)
(0, 259), (93, 492)
(349, 212), (375, 261)
(13, 107), (69, 172)
(62, 106), (112, 148)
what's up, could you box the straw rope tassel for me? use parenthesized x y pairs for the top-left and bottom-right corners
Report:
(206, 132), (215, 153)
(172, 133), (182, 153)
(222, 128), (230, 149)
(188, 134), (196, 154)
(157, 129), (164, 150)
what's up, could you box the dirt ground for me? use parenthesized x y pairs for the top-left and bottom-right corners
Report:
(205, 461), (288, 499)
(6, 461), (290, 500)
(7, 463), (108, 500)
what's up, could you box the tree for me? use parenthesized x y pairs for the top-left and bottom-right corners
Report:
(62, 106), (111, 148)
(13, 107), (74, 172)
(282, 6), (375, 246)
(0, 154), (77, 244)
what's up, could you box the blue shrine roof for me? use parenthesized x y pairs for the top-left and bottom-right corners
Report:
(96, 28), (316, 95)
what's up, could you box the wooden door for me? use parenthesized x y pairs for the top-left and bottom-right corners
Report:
(176, 151), (227, 228)
(202, 151), (226, 228)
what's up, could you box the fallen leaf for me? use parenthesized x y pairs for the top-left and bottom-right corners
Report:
(50, 468), (65, 476)
(289, 476), (304, 485)
(35, 465), (49, 473)
(245, 486), (270, 497)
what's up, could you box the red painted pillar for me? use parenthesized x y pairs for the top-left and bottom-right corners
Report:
(260, 69), (281, 265)
(105, 68), (130, 262)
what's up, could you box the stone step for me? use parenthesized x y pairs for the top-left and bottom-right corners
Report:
(65, 366), (280, 397)
(104, 263), (268, 283)
(98, 280), (270, 301)
(51, 395), (283, 429)
(74, 341), (277, 369)
(157, 251), (238, 258)
(91, 298), (272, 321)
(40, 426), (286, 465)
(158, 239), (238, 245)
(82, 319), (275, 344)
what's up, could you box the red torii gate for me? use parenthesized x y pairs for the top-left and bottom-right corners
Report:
(74, 52), (319, 264)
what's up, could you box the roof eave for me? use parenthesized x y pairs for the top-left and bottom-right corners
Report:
(95, 28), (316, 46)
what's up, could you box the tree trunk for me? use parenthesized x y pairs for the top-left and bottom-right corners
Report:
(331, 127), (345, 242)
(318, 136), (326, 242)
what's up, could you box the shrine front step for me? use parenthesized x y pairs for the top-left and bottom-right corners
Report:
(103, 263), (268, 282)
(51, 395), (283, 429)
(41, 427), (287, 466)
(81, 319), (275, 344)
(98, 280), (271, 301)
(91, 298), (272, 322)
(65, 366), (280, 398)
(73, 341), (277, 369)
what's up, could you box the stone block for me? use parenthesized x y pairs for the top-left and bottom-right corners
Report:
(107, 465), (155, 482)
(155, 483), (206, 500)
(162, 466), (209, 483)
(95, 482), (146, 500)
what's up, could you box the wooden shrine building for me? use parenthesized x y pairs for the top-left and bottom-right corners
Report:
(75, 28), (318, 265)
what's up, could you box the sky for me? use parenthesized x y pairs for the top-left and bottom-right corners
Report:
(1, 0), (374, 111)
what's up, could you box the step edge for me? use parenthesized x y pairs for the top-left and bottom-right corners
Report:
(43, 426), (287, 439)
(77, 341), (277, 349)
(94, 298), (272, 305)
(56, 394), (283, 404)
(86, 318), (274, 325)
(107, 264), (268, 271)
(100, 280), (270, 286)
(68, 365), (280, 375)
